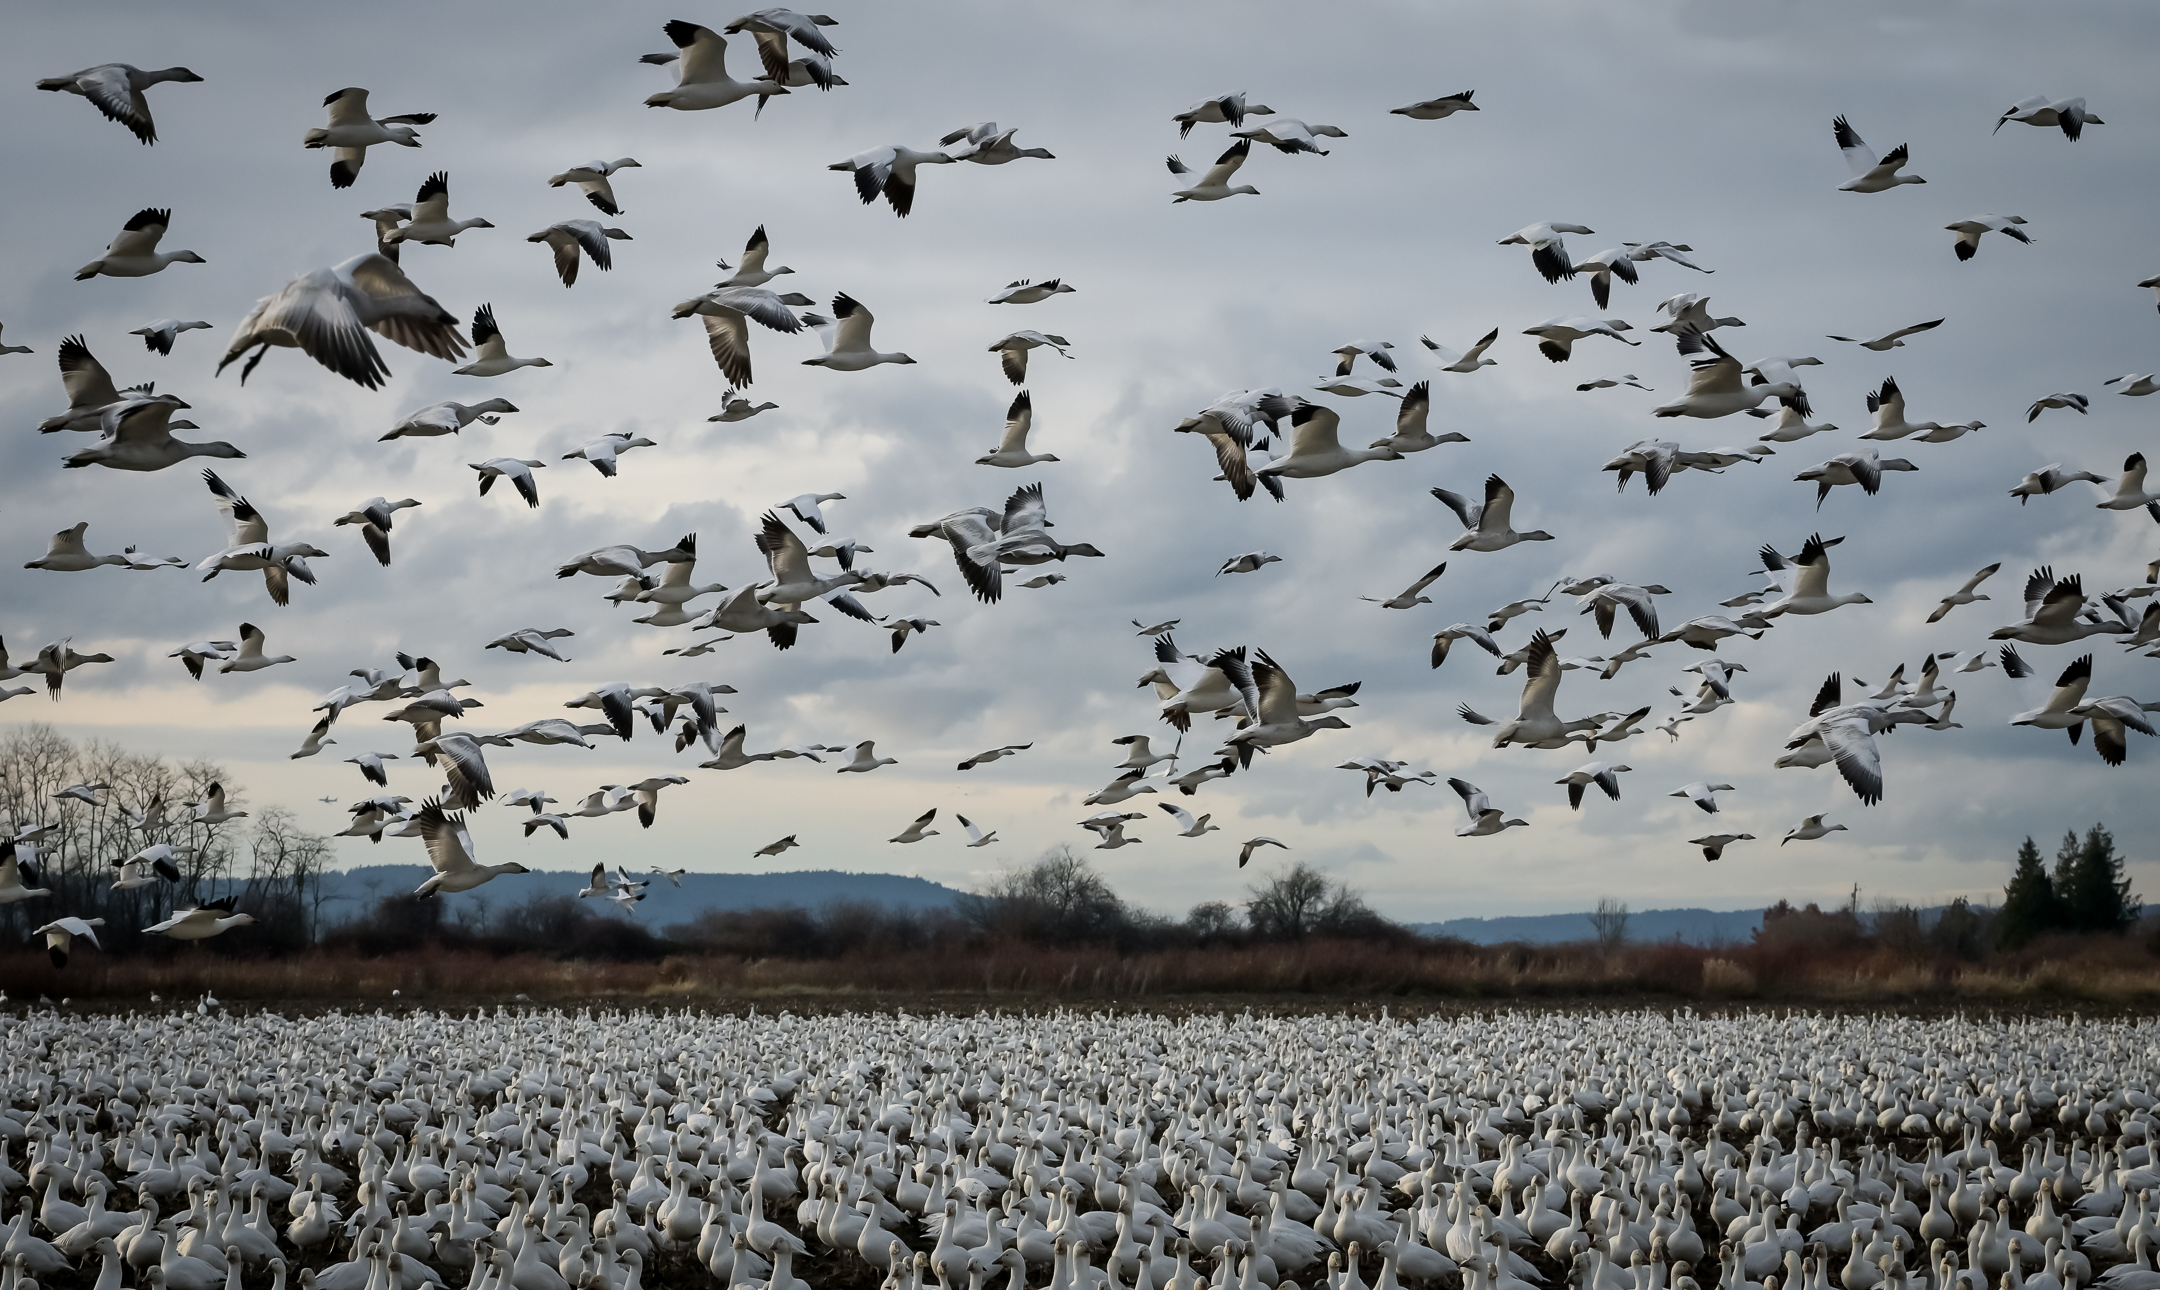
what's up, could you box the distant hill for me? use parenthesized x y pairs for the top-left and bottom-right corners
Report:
(1413, 907), (1766, 946)
(319, 866), (963, 924)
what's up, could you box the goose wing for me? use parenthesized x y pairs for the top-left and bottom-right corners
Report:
(1822, 718), (1883, 805)
(57, 336), (123, 409)
(1478, 474), (1517, 534)
(941, 512), (1002, 603)
(416, 798), (476, 874)
(1249, 649), (1299, 725)
(829, 292), (875, 353)
(998, 390), (1033, 452)
(666, 20), (731, 84)
(1000, 482), (1049, 540)
(106, 208), (170, 259)
(700, 312), (754, 387)
(1518, 630), (1562, 719)
(2032, 574), (2086, 628)
(1199, 139), (1251, 187)
(432, 735), (495, 809)
(1790, 533), (1834, 601)
(1286, 402), (1342, 456)
(342, 254), (467, 360)
(1677, 329), (1744, 395)
(1391, 381), (1431, 441)
(756, 512), (814, 585)
(1447, 778), (1492, 821)
(1430, 487), (1480, 530)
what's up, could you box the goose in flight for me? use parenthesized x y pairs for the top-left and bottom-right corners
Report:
(1946, 215), (2032, 261)
(710, 389), (779, 421)
(1826, 318), (1943, 351)
(37, 336), (154, 434)
(1255, 399), (1402, 477)
(1235, 837), (1289, 869)
(1434, 475), (1556, 552)
(1927, 563), (2001, 622)
(23, 522), (141, 572)
(777, 492), (845, 533)
(1794, 448), (1917, 508)
(1833, 115), (1924, 191)
(169, 638), (238, 678)
(2002, 647), (2096, 742)
(305, 88), (433, 187)
(1497, 223), (1594, 283)
(1174, 92), (1274, 135)
(32, 915), (103, 968)
(75, 207), (205, 280)
(1650, 293), (1744, 334)
(62, 395), (244, 472)
(1231, 117), (1347, 155)
(645, 21), (785, 111)
(1577, 375), (1651, 392)
(1995, 95), (2102, 139)
(625, 775), (688, 827)
(1391, 90), (1477, 119)
(1166, 140), (1260, 202)
(1420, 329), (1499, 373)
(2096, 453), (2160, 512)
(1361, 563), (1446, 609)
(941, 121), (1055, 164)
(1657, 615), (1765, 651)
(957, 743), (1031, 770)
(345, 752), (399, 787)
(453, 304), (551, 376)
(529, 220), (630, 288)
(1653, 330), (1804, 419)
(384, 172), (493, 247)
(1222, 650), (1353, 764)
(1448, 779), (1527, 837)
(1430, 623), (1502, 669)
(1670, 780), (1734, 814)
(1311, 375), (1402, 397)
(1691, 833), (1755, 862)
(976, 390), (1060, 467)
(556, 534), (694, 579)
(333, 497), (421, 566)
(564, 432), (659, 478)
(1084, 771), (1157, 807)
(1568, 247), (1643, 311)
(1990, 569), (2132, 645)
(888, 809), (939, 844)
(1522, 316), (1636, 362)
(954, 815), (998, 849)
(1782, 815), (1847, 844)
(197, 469), (324, 606)
(21, 640), (116, 698)
(0, 842), (51, 905)
(411, 799), (527, 897)
(725, 7), (842, 88)
(218, 623), (295, 674)
(220, 252), (466, 388)
(291, 716), (336, 759)
(757, 512), (865, 609)
(37, 62), (202, 143)
(130, 318), (212, 355)
(987, 278), (1075, 305)
(2107, 374), (2160, 397)
(802, 293), (916, 370)
(836, 741), (896, 773)
(1760, 533), (1871, 617)
(1464, 631), (1598, 750)
(547, 157), (641, 216)
(1217, 551), (1281, 575)
(1555, 761), (1630, 810)
(1368, 381), (1469, 454)
(708, 224), (798, 290)
(1338, 757), (1435, 796)
(144, 896), (256, 939)
(471, 458), (546, 508)
(1143, 639), (1261, 732)
(989, 331), (1073, 385)
(674, 286), (813, 387)
(1783, 674), (1895, 805)
(704, 583), (818, 645)
(831, 143), (955, 216)
(635, 554), (727, 610)
(54, 781), (109, 806)
(2027, 392), (2089, 421)
(697, 724), (780, 770)
(754, 835), (800, 857)
(412, 734), (495, 810)
(380, 398), (517, 441)
(1577, 581), (1669, 639)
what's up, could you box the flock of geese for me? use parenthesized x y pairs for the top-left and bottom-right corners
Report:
(1, 1004), (2159, 1290)
(2, 10), (2157, 940)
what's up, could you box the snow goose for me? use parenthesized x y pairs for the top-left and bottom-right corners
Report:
(1568, 247), (1641, 311)
(1144, 640), (1261, 731)
(754, 835), (800, 856)
(626, 775), (688, 827)
(1462, 632), (1600, 750)
(1222, 650), (1353, 762)
(1658, 615), (1764, 650)
(1257, 400), (1402, 477)
(1084, 772), (1157, 807)
(75, 207), (204, 279)
(453, 304), (551, 376)
(385, 172), (492, 247)
(886, 616), (940, 652)
(989, 278), (1074, 305)
(1448, 780), (1527, 837)
(547, 158), (641, 216)
(704, 583), (818, 645)
(1760, 533), (1871, 617)
(2108, 374), (2160, 397)
(63, 395), (244, 472)
(802, 293), (916, 369)
(954, 814), (998, 849)
(758, 512), (864, 604)
(0, 324), (29, 356)
(1175, 93), (1273, 135)
(726, 7), (842, 86)
(1167, 140), (1260, 202)
(889, 809), (939, 844)
(1995, 95), (2102, 139)
(2097, 453), (2160, 512)
(291, 717), (336, 760)
(218, 623), (294, 674)
(1782, 814), (1846, 844)
(942, 121), (1055, 164)
(1577, 375), (1651, 391)
(1393, 91), (1477, 120)
(989, 331), (1073, 385)
(1421, 329), (1499, 372)
(836, 741), (896, 773)
(529, 220), (629, 286)
(832, 144), (955, 216)
(37, 62), (202, 143)
(144, 896), (255, 939)
(1928, 563), (2001, 621)
(130, 319), (211, 355)
(645, 21), (784, 111)
(1654, 331), (1803, 419)
(380, 397), (516, 440)
(1946, 215), (2032, 261)
(32, 916), (103, 968)
(410, 799), (526, 896)
(1794, 448), (1917, 507)
(1670, 780), (1734, 814)
(710, 224), (798, 290)
(2028, 392), (2089, 421)
(470, 458), (546, 508)
(1522, 317), (1635, 362)
(1236, 837), (1289, 868)
(1232, 117), (1347, 155)
(2141, 276), (2160, 315)
(1361, 563), (1446, 609)
(38, 335), (150, 433)
(1555, 761), (1630, 809)
(168, 638), (238, 678)
(711, 389), (779, 421)
(1913, 418), (1982, 443)
(636, 554), (727, 607)
(2070, 692), (2157, 765)
(564, 432), (659, 478)
(19, 640), (115, 699)
(333, 497), (420, 566)
(23, 522), (136, 572)
(1498, 223), (1594, 283)
(1782, 674), (1894, 804)
(1430, 623), (1502, 668)
(409, 734), (494, 808)
(0, 842), (52, 905)
(1435, 475), (1556, 552)
(2002, 648), (2094, 739)
(1313, 375), (1402, 397)
(1332, 339), (1398, 375)
(957, 743), (1031, 770)
(559, 534), (693, 579)
(1827, 318), (1943, 351)
(1833, 116), (1925, 191)
(304, 88), (433, 187)
(1577, 581), (1669, 639)
(674, 286), (812, 387)
(1691, 833), (1755, 861)
(1218, 551), (1281, 575)
(344, 752), (399, 787)
(220, 252), (466, 387)
(53, 781), (108, 806)
(976, 390), (1060, 467)
(1651, 293), (1744, 334)
(1369, 381), (1469, 454)
(1991, 570), (2132, 645)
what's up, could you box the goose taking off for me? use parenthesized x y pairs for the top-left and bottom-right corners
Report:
(411, 798), (527, 896)
(831, 144), (954, 216)
(1448, 779), (1527, 837)
(220, 252), (466, 388)
(1833, 115), (1924, 191)
(37, 62), (203, 143)
(1995, 95), (2102, 139)
(1434, 475), (1556, 552)
(1392, 91), (1477, 120)
(1522, 316), (1636, 362)
(977, 390), (1059, 467)
(304, 88), (434, 188)
(644, 21), (785, 111)
(75, 207), (205, 279)
(1827, 318), (1943, 351)
(802, 294), (916, 370)
(454, 305), (552, 376)
(1167, 140), (1260, 202)
(130, 318), (212, 355)
(547, 157), (641, 215)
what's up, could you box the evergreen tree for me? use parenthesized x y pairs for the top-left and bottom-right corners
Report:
(1999, 835), (2062, 948)
(2055, 823), (2138, 933)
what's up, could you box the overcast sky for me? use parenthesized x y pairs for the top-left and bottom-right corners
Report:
(4, 1), (2157, 921)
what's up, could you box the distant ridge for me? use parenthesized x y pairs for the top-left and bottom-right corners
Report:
(319, 866), (963, 921)
(1413, 907), (1766, 946)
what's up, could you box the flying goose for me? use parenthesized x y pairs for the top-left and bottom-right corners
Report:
(218, 623), (294, 674)
(1555, 761), (1631, 810)
(1670, 780), (1735, 814)
(471, 458), (546, 508)
(888, 809), (939, 844)
(1255, 400), (1402, 477)
(624, 775), (688, 827)
(375, 172), (491, 250)
(974, 390), (1059, 467)
(453, 304), (551, 376)
(1826, 318), (1943, 351)
(169, 638), (238, 679)
(885, 616), (940, 653)
(1927, 563), (2001, 622)
(1420, 329), (1499, 373)
(32, 915), (103, 968)
(526, 813), (574, 839)
(957, 743), (1031, 770)
(144, 896), (256, 939)
(557, 534), (693, 580)
(1166, 140), (1260, 202)
(344, 752), (399, 788)
(1434, 475), (1556, 552)
(0, 324), (30, 356)
(1650, 293), (1744, 334)
(1217, 551), (1281, 575)
(1173, 92), (1273, 135)
(1794, 448), (1918, 508)
(1577, 375), (1651, 392)
(39, 336), (151, 433)
(1653, 330), (1804, 419)
(1522, 316), (1636, 362)
(1392, 91), (1478, 120)
(724, 7), (842, 89)
(1142, 639), (1261, 732)
(1448, 779), (1527, 837)
(23, 522), (137, 572)
(644, 21), (785, 111)
(1222, 650), (1353, 764)
(1338, 756), (1435, 796)
(1783, 674), (1897, 804)
(2107, 374), (2160, 397)
(1782, 814), (1847, 845)
(1461, 631), (1600, 751)
(941, 121), (1055, 164)
(1995, 95), (2102, 139)
(220, 252), (466, 387)
(1760, 533), (1871, 617)
(955, 815), (998, 849)
(547, 157), (641, 215)
(1084, 771), (1157, 807)
(1232, 837), (1289, 870)
(75, 207), (205, 280)
(634, 553), (727, 608)
(1361, 563), (1446, 609)
(1311, 375), (1402, 397)
(304, 88), (433, 187)
(989, 331), (1073, 385)
(37, 62), (202, 143)
(756, 512), (864, 612)
(54, 781), (109, 806)
(332, 497), (421, 566)
(527, 220), (630, 288)
(1497, 223), (1594, 283)
(987, 278), (1075, 305)
(1367, 381), (1468, 455)
(564, 432), (659, 478)
(1576, 581), (1670, 639)
(802, 293), (916, 369)
(710, 389), (779, 421)
(1657, 615), (1764, 651)
(197, 470), (321, 606)
(1833, 115), (1924, 191)
(1946, 215), (2032, 261)
(2002, 647), (2095, 743)
(0, 841), (51, 905)
(831, 144), (955, 216)
(1430, 623), (1502, 669)
(410, 798), (527, 896)
(754, 835), (800, 857)
(2027, 392), (2089, 421)
(1231, 117), (1347, 155)
(62, 395), (244, 472)
(1691, 834), (1755, 861)
(703, 583), (818, 645)
(1569, 247), (1642, 311)
(2069, 690), (2160, 765)
(291, 716), (336, 759)
(674, 286), (813, 388)
(2096, 453), (2160, 512)
(836, 741), (896, 773)
(1990, 569), (2132, 645)
(20, 640), (116, 698)
(379, 398), (517, 441)
(130, 318), (212, 355)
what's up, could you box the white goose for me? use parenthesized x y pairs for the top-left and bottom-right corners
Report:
(836, 741), (896, 773)
(989, 331), (1073, 385)
(802, 294), (916, 370)
(1751, 407), (1838, 441)
(62, 395), (244, 472)
(1691, 833), (1755, 861)
(710, 390), (779, 422)
(1361, 563), (1447, 609)
(941, 121), (1055, 164)
(1990, 570), (2132, 646)
(976, 390), (1059, 467)
(0, 323), (30, 356)
(674, 286), (812, 388)
(130, 319), (212, 355)
(454, 305), (552, 376)
(411, 799), (528, 896)
(1434, 475), (1556, 552)
(218, 623), (295, 674)
(39, 336), (151, 433)
(1369, 382), (1469, 454)
(1995, 96), (2102, 139)
(1497, 223), (1595, 283)
(888, 809), (939, 844)
(1231, 116), (1347, 155)
(564, 433), (659, 478)
(1522, 317), (1636, 362)
(547, 158), (641, 216)
(1420, 329), (1500, 372)
(1258, 401), (1402, 478)
(1782, 814), (1848, 844)
(1555, 762), (1630, 810)
(1927, 563), (2001, 622)
(333, 496), (421, 566)
(988, 278), (1075, 304)
(471, 458), (546, 509)
(1392, 91), (1478, 119)
(1794, 448), (1917, 508)
(385, 171), (492, 247)
(1826, 318), (1943, 351)
(379, 398), (517, 440)
(75, 207), (205, 279)
(644, 22), (784, 111)
(304, 87), (433, 187)
(1174, 92), (1273, 135)
(2096, 453), (2160, 513)
(144, 897), (256, 939)
(1833, 115), (1925, 192)
(831, 144), (955, 217)
(37, 62), (203, 143)
(2106, 374), (2160, 397)
(1223, 650), (1353, 763)
(1167, 140), (1260, 202)
(1945, 214), (2032, 261)
(1652, 331), (1804, 420)
(1760, 533), (1872, 617)
(1448, 779), (1527, 837)
(32, 916), (103, 967)
(529, 220), (630, 286)
(220, 252), (466, 388)
(23, 522), (133, 572)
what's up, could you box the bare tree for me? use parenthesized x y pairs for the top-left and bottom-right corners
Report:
(1589, 897), (1630, 954)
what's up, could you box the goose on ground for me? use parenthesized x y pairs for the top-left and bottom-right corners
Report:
(37, 62), (202, 143)
(1991, 570), (2132, 645)
(220, 252), (466, 387)
(1555, 761), (1630, 809)
(802, 293), (916, 370)
(1833, 115), (1924, 191)
(168, 638), (238, 678)
(1653, 331), (1803, 419)
(1522, 316), (1636, 362)
(2106, 374), (2160, 397)
(144, 896), (256, 938)
(1946, 215), (2032, 261)
(130, 318), (212, 355)
(1827, 317), (1943, 350)
(941, 121), (1055, 164)
(711, 389), (779, 421)
(379, 398), (517, 440)
(989, 330), (1073, 384)
(39, 335), (150, 433)
(1448, 779), (1527, 837)
(1498, 223), (1594, 283)
(547, 157), (641, 215)
(62, 395), (244, 472)
(1392, 91), (1477, 119)
(975, 390), (1060, 467)
(1420, 328), (1499, 372)
(218, 623), (294, 674)
(0, 324), (29, 356)
(1255, 400), (1402, 477)
(304, 88), (433, 187)
(332, 497), (421, 566)
(410, 799), (526, 896)
(470, 458), (546, 508)
(382, 171), (492, 247)
(1368, 381), (1469, 454)
(645, 21), (784, 110)
(1927, 563), (2001, 622)
(1435, 475), (1556, 552)
(836, 741), (896, 773)
(75, 207), (205, 279)
(529, 220), (629, 286)
(1361, 562), (1446, 609)
(24, 522), (137, 572)
(32, 915), (103, 968)
(987, 278), (1074, 304)
(674, 286), (813, 388)
(1691, 833), (1755, 861)
(832, 144), (955, 216)
(1175, 93), (1273, 135)
(565, 432), (659, 478)
(1231, 116), (1347, 155)
(888, 809), (939, 844)
(453, 304), (551, 376)
(1761, 533), (1871, 616)
(1995, 95), (2102, 138)
(2097, 454), (2160, 512)
(1794, 448), (1918, 507)
(1167, 140), (1260, 202)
